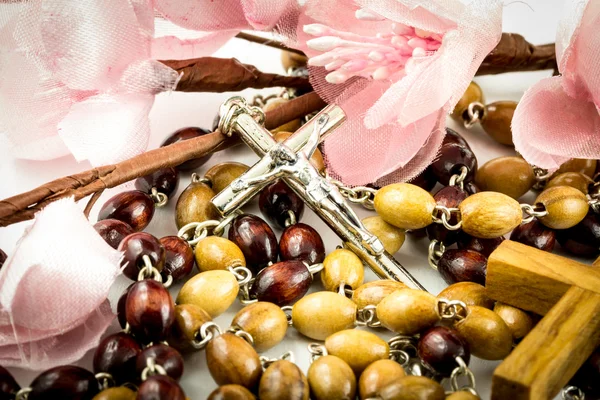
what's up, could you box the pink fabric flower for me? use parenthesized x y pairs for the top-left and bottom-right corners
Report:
(288, 0), (502, 185)
(512, 0), (600, 170)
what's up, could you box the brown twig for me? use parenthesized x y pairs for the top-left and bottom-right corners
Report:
(0, 92), (326, 227)
(235, 32), (305, 56)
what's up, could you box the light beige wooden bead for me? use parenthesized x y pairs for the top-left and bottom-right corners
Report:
(378, 376), (445, 400)
(445, 391), (480, 400)
(451, 81), (484, 121)
(362, 216), (406, 254)
(205, 162), (250, 194)
(258, 360), (309, 400)
(325, 329), (389, 375)
(232, 302), (288, 352)
(376, 289), (440, 335)
(374, 183), (436, 230)
(175, 182), (219, 229)
(307, 355), (356, 400)
(195, 236), (246, 272)
(547, 172), (593, 194)
(493, 302), (534, 340)
(322, 249), (364, 291)
(273, 131), (326, 174)
(264, 99), (302, 133)
(437, 282), (494, 309)
(454, 305), (513, 360)
(474, 156), (535, 199)
(535, 185), (589, 229)
(358, 359), (406, 400)
(352, 280), (408, 309)
(459, 192), (522, 238)
(177, 270), (239, 317)
(292, 292), (357, 340)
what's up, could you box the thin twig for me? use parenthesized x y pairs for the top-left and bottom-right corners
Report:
(235, 32), (305, 56)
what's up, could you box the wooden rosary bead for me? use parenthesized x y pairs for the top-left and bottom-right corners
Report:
(117, 284), (133, 329)
(443, 128), (471, 148)
(437, 249), (487, 286)
(175, 181), (219, 229)
(231, 302), (288, 352)
(161, 127), (212, 171)
(205, 162), (250, 194)
(445, 392), (480, 400)
(136, 375), (185, 400)
(535, 185), (589, 229)
(569, 347), (600, 397)
(459, 192), (522, 238)
(94, 219), (134, 249)
(29, 366), (99, 400)
(93, 332), (142, 385)
(229, 214), (278, 273)
(451, 81), (484, 121)
(408, 167), (438, 192)
(352, 280), (407, 309)
(0, 366), (19, 400)
(554, 158), (597, 178)
(135, 167), (179, 198)
(480, 101), (517, 146)
(376, 289), (440, 335)
(430, 143), (478, 186)
(98, 190), (155, 231)
(456, 234), (504, 257)
(358, 359), (405, 400)
(418, 326), (470, 376)
(273, 131), (326, 174)
(374, 183), (436, 230)
(362, 216), (405, 254)
(136, 344), (184, 381)
(118, 232), (166, 280)
(160, 236), (194, 282)
(292, 292), (357, 340)
(510, 219), (556, 252)
(258, 360), (309, 400)
(259, 179), (305, 228)
(206, 333), (262, 389)
(474, 156), (534, 199)
(427, 186), (468, 245)
(281, 51), (308, 70)
(92, 387), (136, 400)
(556, 211), (600, 256)
(279, 223), (325, 265)
(547, 172), (593, 194)
(377, 376), (445, 400)
(325, 330), (389, 375)
(250, 260), (312, 306)
(308, 355), (356, 400)
(454, 305), (513, 360)
(321, 248), (364, 291)
(168, 304), (212, 352)
(177, 270), (239, 317)
(207, 384), (256, 400)
(264, 99), (302, 133)
(493, 302), (534, 341)
(438, 282), (494, 309)
(126, 279), (175, 343)
(194, 236), (246, 272)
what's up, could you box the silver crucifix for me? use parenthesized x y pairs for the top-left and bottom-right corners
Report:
(212, 97), (425, 290)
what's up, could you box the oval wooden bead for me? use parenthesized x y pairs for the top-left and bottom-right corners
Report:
(118, 232), (166, 280)
(535, 186), (589, 229)
(325, 330), (389, 375)
(292, 292), (357, 340)
(362, 216), (405, 254)
(321, 248), (364, 291)
(205, 162), (250, 194)
(92, 387), (136, 400)
(378, 376), (445, 400)
(0, 365), (20, 399)
(374, 183), (436, 230)
(445, 392), (480, 400)
(408, 167), (438, 192)
(259, 179), (305, 228)
(547, 172), (593, 194)
(264, 99), (302, 133)
(510, 219), (556, 252)
(94, 219), (134, 249)
(136, 375), (185, 400)
(135, 167), (179, 198)
(136, 344), (184, 381)
(308, 355), (356, 400)
(206, 333), (262, 389)
(556, 211), (600, 256)
(98, 190), (155, 231)
(475, 156), (534, 199)
(358, 359), (405, 400)
(126, 280), (175, 343)
(480, 101), (517, 146)
(93, 332), (141, 384)
(554, 158), (597, 178)
(177, 270), (238, 317)
(456, 234), (504, 257)
(273, 131), (325, 174)
(493, 302), (534, 340)
(229, 214), (278, 273)
(175, 182), (218, 229)
(207, 384), (256, 400)
(250, 260), (312, 306)
(459, 192), (522, 238)
(376, 289), (440, 335)
(454, 306), (513, 360)
(352, 280), (408, 309)
(232, 302), (288, 352)
(430, 143), (478, 186)
(194, 236), (246, 272)
(418, 326), (470, 376)
(29, 366), (99, 400)
(451, 81), (484, 121)
(160, 236), (194, 282)
(168, 304), (212, 352)
(279, 223), (325, 265)
(438, 282), (494, 309)
(161, 127), (212, 171)
(437, 249), (487, 286)
(259, 360), (309, 400)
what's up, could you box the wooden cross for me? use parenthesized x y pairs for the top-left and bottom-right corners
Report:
(211, 96), (425, 290)
(486, 240), (600, 399)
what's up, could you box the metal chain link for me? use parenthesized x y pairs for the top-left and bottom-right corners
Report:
(260, 351), (295, 369)
(437, 299), (468, 322)
(463, 102), (487, 129)
(355, 305), (381, 328)
(281, 306), (293, 326)
(563, 386), (585, 400)
(521, 203), (549, 224)
(226, 326), (255, 347)
(228, 265), (256, 305)
(308, 343), (328, 363)
(432, 205), (462, 230)
(150, 187), (168, 208)
(328, 178), (378, 210)
(533, 166), (551, 190)
(178, 210), (242, 246)
(428, 239), (446, 270)
(15, 388), (32, 400)
(137, 254), (172, 287)
(141, 357), (168, 381)
(191, 321), (222, 350)
(449, 166), (469, 190)
(388, 335), (419, 368)
(450, 356), (477, 394)
(95, 372), (115, 391)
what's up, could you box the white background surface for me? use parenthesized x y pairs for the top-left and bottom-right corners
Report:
(0, 1), (572, 398)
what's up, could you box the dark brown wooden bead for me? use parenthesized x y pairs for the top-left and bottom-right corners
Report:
(443, 128), (470, 148)
(136, 344), (184, 381)
(228, 214), (278, 273)
(0, 365), (19, 400)
(510, 219), (556, 252)
(570, 347), (600, 397)
(408, 167), (437, 192)
(430, 143), (478, 186)
(125, 279), (175, 343)
(279, 223), (325, 265)
(118, 233), (165, 280)
(207, 384), (256, 400)
(98, 190), (155, 231)
(0, 249), (7, 271)
(557, 211), (600, 257)
(259, 179), (305, 228)
(29, 366), (99, 400)
(250, 260), (312, 306)
(426, 186), (468, 245)
(206, 333), (262, 389)
(135, 167), (179, 198)
(93, 332), (142, 384)
(456, 234), (504, 257)
(159, 236), (194, 282)
(418, 326), (470, 376)
(438, 249), (487, 285)
(117, 284), (134, 329)
(464, 181), (480, 195)
(94, 219), (135, 249)
(258, 360), (309, 400)
(161, 127), (212, 171)
(136, 375), (185, 400)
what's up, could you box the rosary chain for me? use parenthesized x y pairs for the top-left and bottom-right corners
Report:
(449, 356), (478, 394)
(563, 386), (585, 400)
(432, 205), (462, 230)
(448, 166), (469, 189)
(463, 102), (487, 129)
(329, 178), (378, 210)
(437, 298), (468, 322)
(307, 343), (328, 363)
(191, 321), (222, 350)
(140, 357), (168, 381)
(427, 239), (446, 270)
(520, 203), (549, 224)
(355, 305), (381, 328)
(260, 351), (295, 369)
